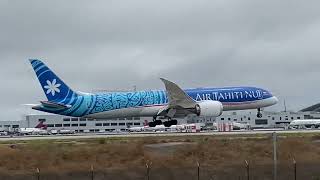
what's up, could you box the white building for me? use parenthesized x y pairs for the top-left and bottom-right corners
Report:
(0, 111), (320, 132)
(190, 111), (320, 129)
(0, 115), (152, 133)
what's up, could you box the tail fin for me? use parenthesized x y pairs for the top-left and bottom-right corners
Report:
(144, 120), (149, 126)
(29, 59), (77, 102)
(35, 119), (48, 130)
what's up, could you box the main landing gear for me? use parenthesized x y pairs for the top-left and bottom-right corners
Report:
(257, 108), (263, 118)
(148, 117), (177, 127)
(163, 119), (177, 127)
(148, 116), (162, 127)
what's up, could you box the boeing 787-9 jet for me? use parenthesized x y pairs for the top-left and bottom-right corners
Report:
(29, 59), (278, 127)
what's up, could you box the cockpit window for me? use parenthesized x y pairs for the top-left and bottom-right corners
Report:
(262, 90), (272, 98)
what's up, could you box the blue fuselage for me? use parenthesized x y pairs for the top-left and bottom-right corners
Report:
(34, 86), (277, 118)
(185, 87), (271, 103)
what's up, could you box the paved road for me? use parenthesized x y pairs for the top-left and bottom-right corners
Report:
(0, 129), (319, 141)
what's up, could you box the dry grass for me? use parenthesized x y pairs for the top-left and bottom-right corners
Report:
(0, 134), (319, 179)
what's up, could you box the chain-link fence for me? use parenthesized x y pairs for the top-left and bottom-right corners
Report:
(0, 159), (315, 180)
(1, 133), (320, 180)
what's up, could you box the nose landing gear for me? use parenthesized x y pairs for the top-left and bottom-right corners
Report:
(257, 108), (263, 118)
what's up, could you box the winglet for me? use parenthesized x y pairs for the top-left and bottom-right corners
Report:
(160, 78), (196, 108)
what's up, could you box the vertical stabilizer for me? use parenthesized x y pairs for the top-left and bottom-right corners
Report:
(29, 59), (77, 102)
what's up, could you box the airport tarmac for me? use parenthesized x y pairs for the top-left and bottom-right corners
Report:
(0, 129), (320, 141)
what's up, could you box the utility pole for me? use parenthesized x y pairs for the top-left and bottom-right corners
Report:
(273, 132), (277, 180)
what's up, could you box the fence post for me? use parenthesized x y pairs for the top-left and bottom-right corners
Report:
(36, 168), (40, 180)
(91, 165), (94, 180)
(146, 161), (152, 180)
(197, 161), (200, 180)
(293, 158), (297, 180)
(245, 160), (249, 180)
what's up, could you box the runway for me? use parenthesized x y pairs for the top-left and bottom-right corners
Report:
(0, 129), (320, 141)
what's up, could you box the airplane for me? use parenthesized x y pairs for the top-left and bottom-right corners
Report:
(18, 120), (49, 135)
(128, 120), (149, 132)
(28, 59), (278, 127)
(128, 126), (145, 132)
(58, 129), (76, 134)
(289, 119), (320, 129)
(232, 122), (250, 130)
(128, 121), (186, 132)
(18, 128), (49, 135)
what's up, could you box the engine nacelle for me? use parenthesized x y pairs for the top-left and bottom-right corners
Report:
(195, 100), (223, 117)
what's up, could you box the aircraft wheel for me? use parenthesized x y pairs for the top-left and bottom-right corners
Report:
(149, 122), (156, 127)
(257, 112), (262, 118)
(171, 120), (178, 125)
(163, 121), (171, 127)
(155, 120), (162, 125)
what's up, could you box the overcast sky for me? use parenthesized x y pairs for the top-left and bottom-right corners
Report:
(1, 0), (320, 120)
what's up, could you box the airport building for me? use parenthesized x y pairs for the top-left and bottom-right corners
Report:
(0, 110), (320, 132)
(0, 114), (153, 133)
(189, 111), (320, 129)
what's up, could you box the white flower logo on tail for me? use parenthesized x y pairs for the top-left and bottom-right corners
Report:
(44, 79), (61, 96)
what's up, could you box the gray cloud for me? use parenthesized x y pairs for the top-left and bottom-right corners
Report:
(1, 0), (320, 120)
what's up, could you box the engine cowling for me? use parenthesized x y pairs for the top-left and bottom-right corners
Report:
(195, 100), (223, 117)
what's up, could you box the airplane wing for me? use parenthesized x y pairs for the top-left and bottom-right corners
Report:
(159, 78), (197, 117)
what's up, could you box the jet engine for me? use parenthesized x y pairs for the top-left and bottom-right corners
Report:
(195, 100), (223, 117)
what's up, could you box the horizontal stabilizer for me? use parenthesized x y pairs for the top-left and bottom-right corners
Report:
(21, 104), (39, 106)
(40, 101), (71, 109)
